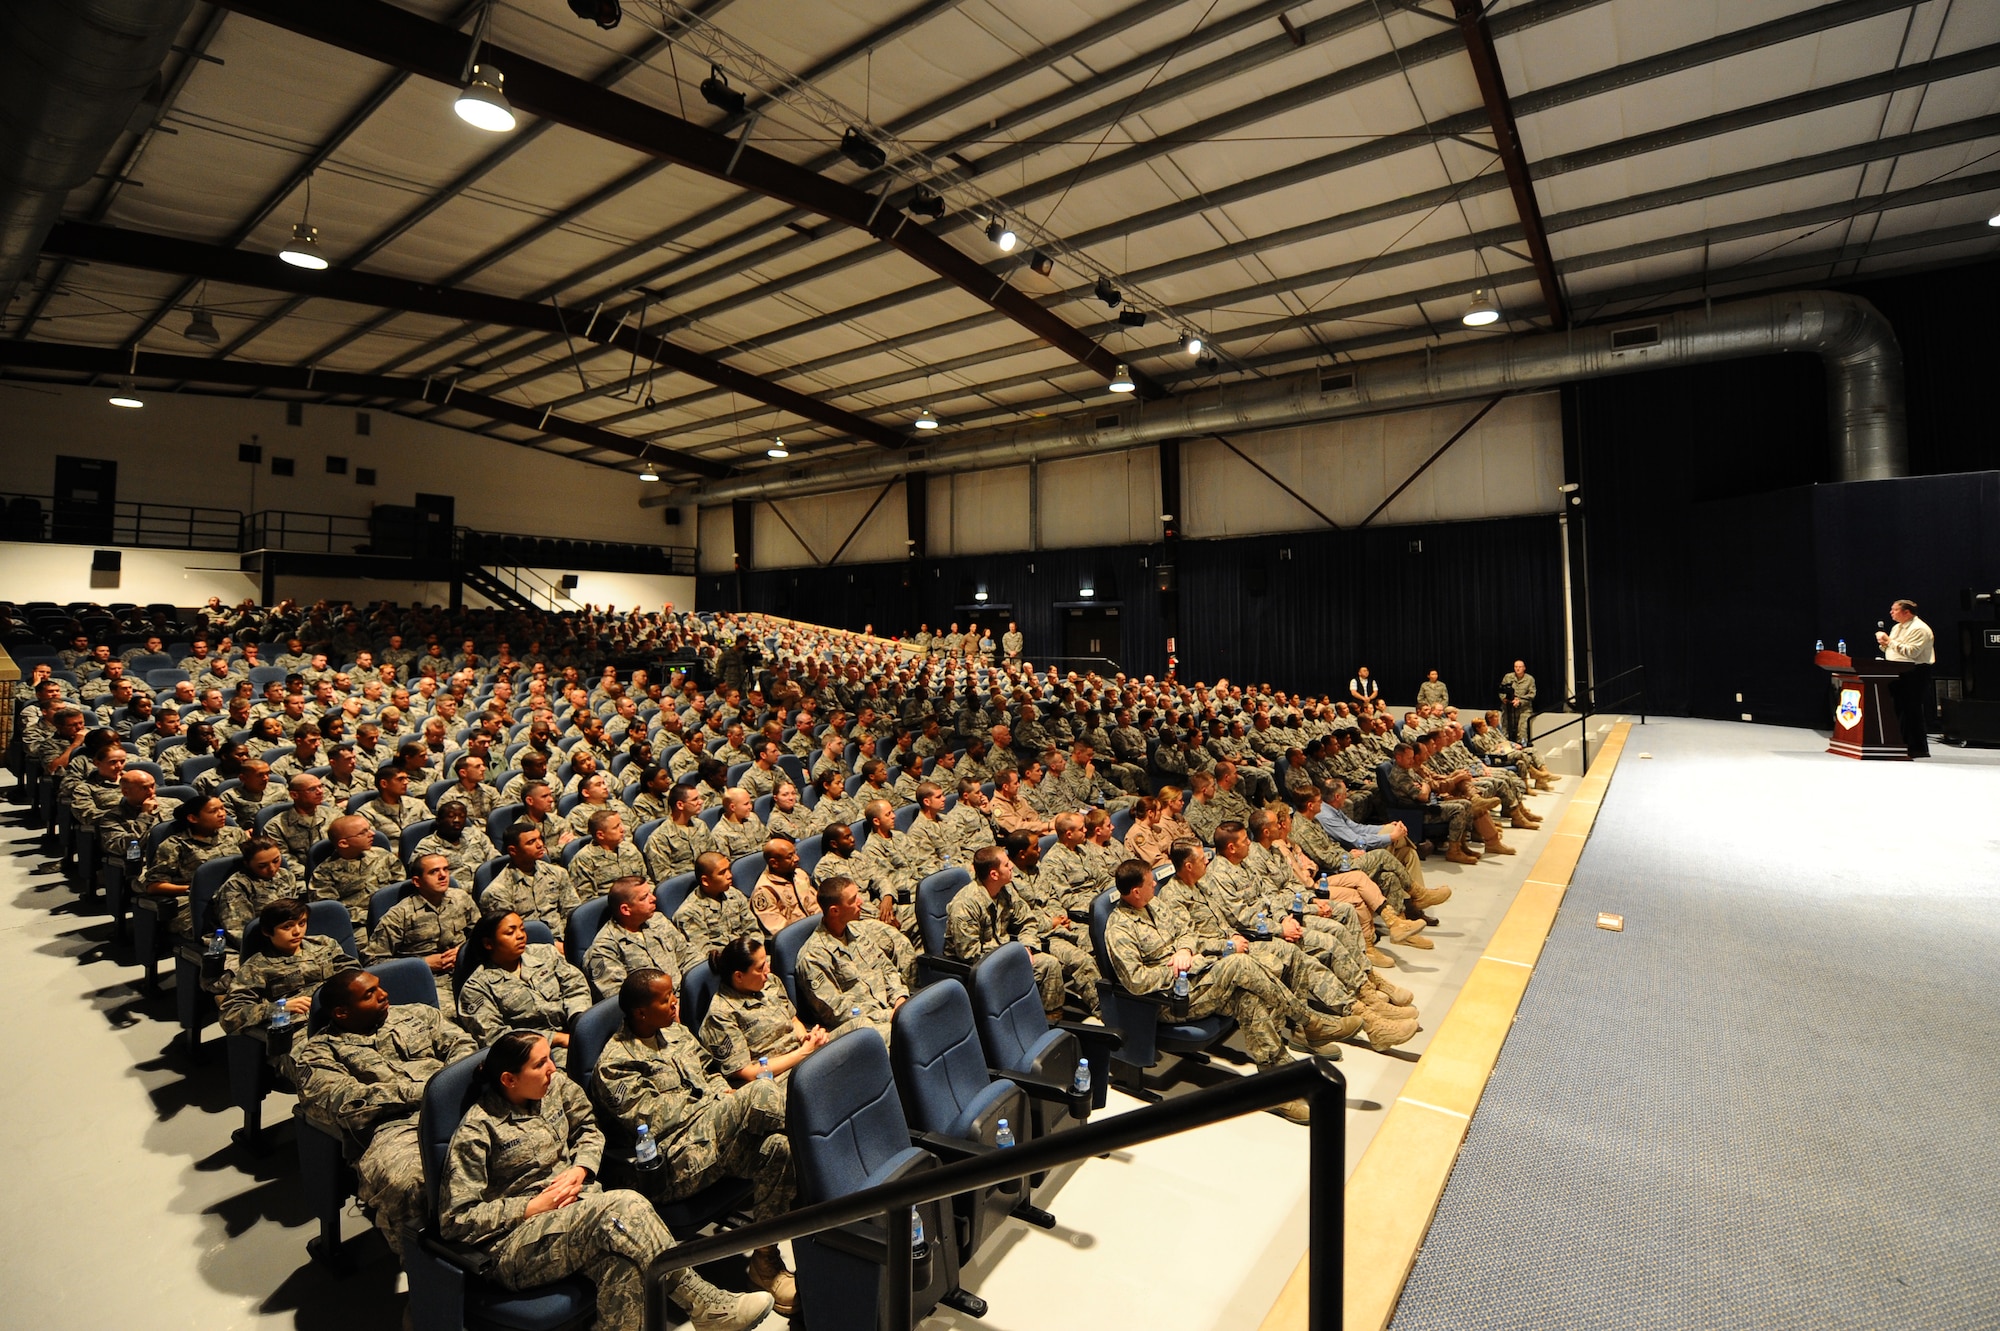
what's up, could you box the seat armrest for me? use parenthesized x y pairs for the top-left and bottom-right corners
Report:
(909, 1129), (994, 1163)
(813, 1216), (891, 1265)
(915, 954), (973, 984)
(1054, 1020), (1125, 1055)
(416, 1230), (498, 1277)
(986, 1067), (1078, 1101)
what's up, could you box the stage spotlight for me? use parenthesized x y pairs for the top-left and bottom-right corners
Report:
(986, 216), (1016, 252)
(1028, 249), (1054, 277)
(566, 0), (621, 29)
(1118, 310), (1147, 328)
(700, 65), (746, 116)
(1094, 276), (1121, 309)
(841, 127), (887, 171)
(1180, 331), (1203, 356)
(907, 188), (945, 219)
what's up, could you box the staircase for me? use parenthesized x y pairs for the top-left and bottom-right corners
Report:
(460, 565), (565, 612)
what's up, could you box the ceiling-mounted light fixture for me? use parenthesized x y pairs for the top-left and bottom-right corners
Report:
(1108, 363), (1135, 393)
(1094, 276), (1121, 309)
(700, 64), (747, 116)
(1118, 309), (1148, 328)
(566, 0), (622, 30)
(767, 438), (789, 458)
(907, 187), (945, 219)
(1989, 210), (2000, 227)
(280, 223), (327, 269)
(182, 306), (220, 346)
(840, 127), (887, 171)
(1195, 352), (1219, 373)
(986, 216), (1016, 252)
(1028, 249), (1054, 277)
(914, 407), (939, 430)
(1462, 287), (1500, 327)
(974, 589), (989, 602)
(454, 64), (516, 132)
(108, 378), (143, 409)
(637, 447), (659, 481)
(1180, 331), (1203, 356)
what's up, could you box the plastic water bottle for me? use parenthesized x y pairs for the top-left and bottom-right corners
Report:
(267, 1001), (292, 1033)
(1073, 1057), (1091, 1095)
(910, 1208), (925, 1250)
(1291, 889), (1306, 923)
(1171, 968), (1190, 1019)
(995, 1118), (1014, 1148)
(634, 1123), (662, 1175)
(1837, 638), (1847, 656)
(850, 1006), (863, 1023)
(757, 1056), (772, 1080)
(1255, 906), (1271, 940)
(206, 928), (226, 959)
(126, 838), (143, 866)
(1816, 639), (1824, 652)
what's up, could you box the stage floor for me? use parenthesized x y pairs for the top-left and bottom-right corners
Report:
(1389, 717), (2000, 1331)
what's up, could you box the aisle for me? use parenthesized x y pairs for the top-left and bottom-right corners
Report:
(1389, 719), (2000, 1331)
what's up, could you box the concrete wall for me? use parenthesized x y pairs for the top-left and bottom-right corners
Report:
(0, 541), (256, 608)
(0, 383), (685, 547)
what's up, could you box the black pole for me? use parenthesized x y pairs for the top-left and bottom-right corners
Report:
(1309, 1074), (1345, 1331)
(885, 1204), (913, 1331)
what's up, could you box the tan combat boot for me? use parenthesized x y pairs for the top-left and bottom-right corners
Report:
(1363, 1007), (1421, 1051)
(1292, 1010), (1364, 1056)
(1510, 803), (1542, 829)
(1357, 982), (1417, 1022)
(1408, 882), (1453, 910)
(747, 1247), (796, 1317)
(1383, 911), (1428, 944)
(1445, 839), (1481, 865)
(1371, 971), (1414, 1006)
(1365, 941), (1397, 968)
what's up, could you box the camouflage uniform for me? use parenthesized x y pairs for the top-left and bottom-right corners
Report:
(711, 814), (768, 863)
(219, 783), (280, 831)
(210, 865), (309, 950)
(590, 1024), (795, 1219)
(699, 974), (808, 1075)
(943, 801), (996, 862)
(1293, 816), (1412, 916)
(218, 935), (352, 1074)
(1001, 865), (1100, 1016)
(267, 805), (334, 866)
(566, 842), (648, 903)
(945, 882), (1067, 1014)
(457, 944), (591, 1066)
(900, 812), (957, 878)
(764, 805), (812, 844)
(1227, 851), (1369, 993)
(673, 887), (762, 957)
(642, 818), (715, 881)
(293, 1003), (477, 1256)
(438, 782), (499, 826)
(584, 916), (693, 999)
(311, 846), (404, 932)
(1383, 762), (1469, 842)
(566, 798), (637, 842)
(1159, 874), (1358, 1014)
(358, 795), (427, 841)
(364, 888), (479, 1018)
(1036, 841), (1104, 917)
(794, 922), (909, 1040)
(440, 1073), (718, 1331)
(855, 832), (922, 934)
(738, 763), (781, 802)
(411, 826), (498, 888)
(1102, 898), (1299, 1067)
(147, 826), (248, 940)
(481, 861), (578, 941)
(97, 799), (166, 864)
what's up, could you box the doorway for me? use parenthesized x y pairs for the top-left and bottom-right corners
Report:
(1060, 604), (1122, 669)
(53, 456), (117, 544)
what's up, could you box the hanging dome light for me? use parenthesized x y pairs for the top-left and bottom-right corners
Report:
(1462, 287), (1500, 327)
(767, 437), (789, 458)
(914, 406), (938, 430)
(1108, 363), (1135, 393)
(182, 307), (221, 345)
(638, 463), (660, 481)
(280, 222), (328, 270)
(454, 65), (517, 133)
(108, 382), (143, 409)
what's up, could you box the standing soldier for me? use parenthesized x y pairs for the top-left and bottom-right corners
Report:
(1415, 670), (1450, 709)
(1002, 621), (1025, 663)
(1500, 659), (1537, 742)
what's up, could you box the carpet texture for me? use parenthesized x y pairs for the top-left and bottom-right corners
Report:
(1389, 719), (2000, 1331)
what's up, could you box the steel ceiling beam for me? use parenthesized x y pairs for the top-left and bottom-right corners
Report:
(1450, 0), (1565, 328)
(39, 220), (900, 455)
(212, 0), (1158, 397)
(0, 338), (726, 474)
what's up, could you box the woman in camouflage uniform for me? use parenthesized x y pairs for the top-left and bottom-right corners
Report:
(457, 912), (591, 1067)
(219, 897), (348, 1075)
(439, 1031), (773, 1331)
(698, 936), (829, 1083)
(145, 793), (248, 942)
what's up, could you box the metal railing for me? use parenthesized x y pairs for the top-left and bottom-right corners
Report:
(242, 510), (375, 556)
(0, 492), (241, 551)
(1534, 664), (1647, 767)
(643, 1057), (1346, 1331)
(467, 565), (571, 612)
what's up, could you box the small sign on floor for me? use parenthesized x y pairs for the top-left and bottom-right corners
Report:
(1596, 913), (1624, 932)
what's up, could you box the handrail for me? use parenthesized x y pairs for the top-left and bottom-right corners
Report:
(0, 491), (242, 551)
(1532, 663), (1646, 767)
(644, 1057), (1345, 1331)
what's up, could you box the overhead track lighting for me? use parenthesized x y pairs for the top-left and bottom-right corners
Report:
(279, 222), (327, 270)
(840, 127), (887, 171)
(454, 65), (516, 132)
(1180, 331), (1203, 356)
(1108, 363), (1135, 394)
(1028, 250), (1054, 277)
(1094, 277), (1121, 309)
(767, 438), (789, 458)
(986, 216), (1016, 252)
(1462, 287), (1500, 327)
(182, 307), (220, 345)
(700, 64), (747, 116)
(1118, 310), (1148, 328)
(566, 0), (621, 29)
(914, 407), (938, 430)
(907, 188), (945, 219)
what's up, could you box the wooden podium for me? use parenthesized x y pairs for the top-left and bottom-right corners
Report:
(1817, 649), (1913, 760)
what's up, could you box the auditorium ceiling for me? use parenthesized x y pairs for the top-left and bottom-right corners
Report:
(6, 0), (1998, 482)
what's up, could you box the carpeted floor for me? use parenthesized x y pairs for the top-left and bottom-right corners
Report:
(1389, 719), (2000, 1331)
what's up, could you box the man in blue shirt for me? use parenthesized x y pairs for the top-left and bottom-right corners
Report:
(1313, 779), (1445, 920)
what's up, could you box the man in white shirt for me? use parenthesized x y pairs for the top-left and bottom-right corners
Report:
(1876, 598), (1935, 758)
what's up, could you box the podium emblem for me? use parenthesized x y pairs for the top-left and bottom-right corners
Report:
(1836, 687), (1862, 729)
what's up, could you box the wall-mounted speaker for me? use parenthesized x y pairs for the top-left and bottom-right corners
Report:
(238, 443), (263, 463)
(92, 550), (122, 572)
(560, 574), (579, 590)
(664, 506), (683, 524)
(1155, 564), (1175, 592)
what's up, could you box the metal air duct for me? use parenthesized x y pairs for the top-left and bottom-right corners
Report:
(663, 289), (1905, 505)
(0, 0), (194, 313)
